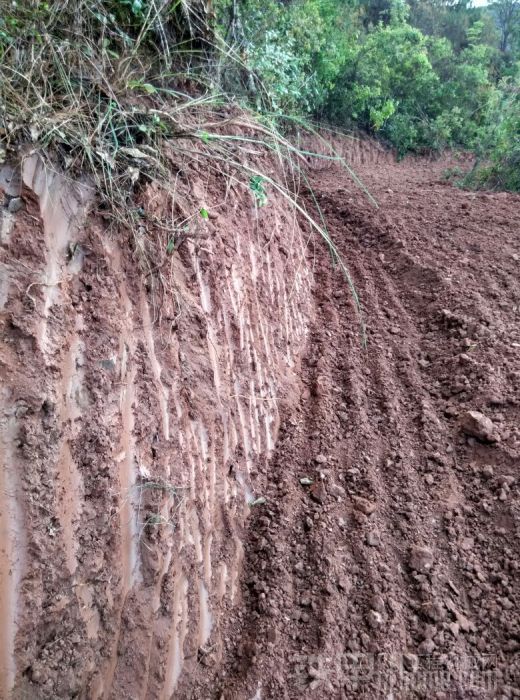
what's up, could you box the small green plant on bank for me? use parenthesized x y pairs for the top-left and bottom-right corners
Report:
(136, 479), (186, 544)
(249, 175), (268, 206)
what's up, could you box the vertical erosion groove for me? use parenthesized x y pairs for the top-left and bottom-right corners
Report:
(0, 409), (25, 699)
(0, 157), (312, 697)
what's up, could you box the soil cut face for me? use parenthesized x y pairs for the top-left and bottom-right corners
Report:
(1, 144), (520, 700)
(0, 152), (312, 699)
(182, 150), (520, 698)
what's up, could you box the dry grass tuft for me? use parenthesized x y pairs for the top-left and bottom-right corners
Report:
(0, 0), (370, 335)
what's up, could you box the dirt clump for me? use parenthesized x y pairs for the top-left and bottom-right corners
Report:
(461, 410), (499, 442)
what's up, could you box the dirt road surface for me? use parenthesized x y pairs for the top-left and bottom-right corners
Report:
(182, 154), (520, 699)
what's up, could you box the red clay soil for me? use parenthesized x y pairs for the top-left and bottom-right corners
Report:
(2, 146), (520, 700)
(0, 152), (312, 700)
(181, 155), (520, 698)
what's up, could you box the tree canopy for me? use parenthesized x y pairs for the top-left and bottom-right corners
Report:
(214, 0), (520, 188)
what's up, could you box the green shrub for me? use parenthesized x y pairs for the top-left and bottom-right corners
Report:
(328, 23), (443, 154)
(466, 75), (520, 190)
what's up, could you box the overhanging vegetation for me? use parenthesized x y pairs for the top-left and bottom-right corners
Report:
(0, 0), (518, 196)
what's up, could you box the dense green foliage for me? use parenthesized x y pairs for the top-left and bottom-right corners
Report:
(215, 0), (520, 188)
(0, 0), (518, 189)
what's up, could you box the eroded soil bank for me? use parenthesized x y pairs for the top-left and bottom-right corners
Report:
(0, 150), (311, 699)
(1, 141), (520, 699)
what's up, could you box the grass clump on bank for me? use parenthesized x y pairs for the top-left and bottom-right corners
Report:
(0, 0), (369, 328)
(0, 0), (219, 222)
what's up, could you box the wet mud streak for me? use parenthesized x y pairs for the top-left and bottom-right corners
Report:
(0, 409), (25, 698)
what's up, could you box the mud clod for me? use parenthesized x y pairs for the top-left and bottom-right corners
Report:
(409, 546), (434, 573)
(461, 410), (498, 442)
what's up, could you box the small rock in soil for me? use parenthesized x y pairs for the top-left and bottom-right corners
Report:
(309, 482), (325, 503)
(352, 496), (377, 515)
(418, 639), (436, 654)
(403, 653), (419, 673)
(329, 483), (345, 498)
(460, 410), (498, 442)
(460, 537), (474, 551)
(421, 624), (436, 640)
(371, 595), (385, 613)
(455, 611), (473, 632)
(365, 532), (380, 547)
(7, 197), (23, 213)
(367, 610), (383, 628)
(422, 601), (445, 622)
(409, 546), (434, 573)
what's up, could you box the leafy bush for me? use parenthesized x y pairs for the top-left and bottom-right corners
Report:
(1, 0), (518, 190)
(213, 0), (518, 188)
(246, 30), (320, 113)
(328, 23), (443, 154)
(215, 0), (356, 114)
(466, 75), (520, 190)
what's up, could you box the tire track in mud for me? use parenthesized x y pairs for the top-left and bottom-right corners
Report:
(334, 251), (483, 666)
(187, 159), (520, 699)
